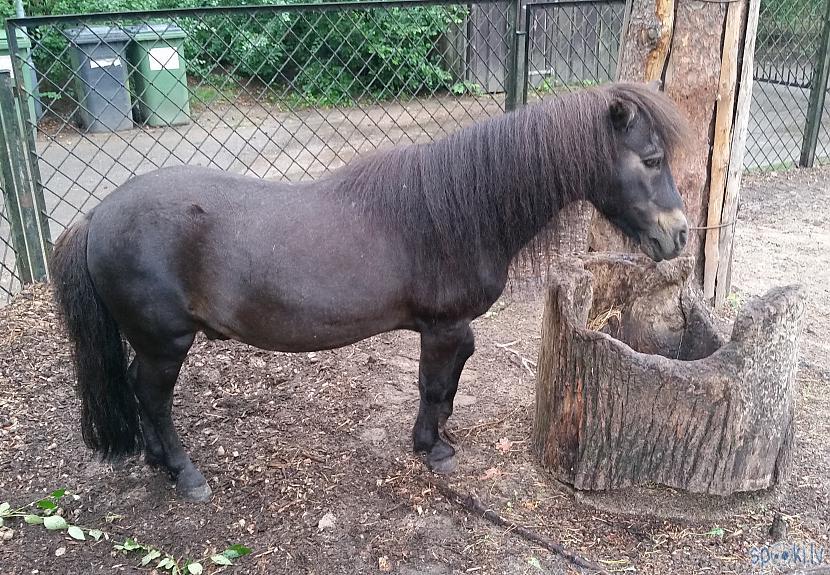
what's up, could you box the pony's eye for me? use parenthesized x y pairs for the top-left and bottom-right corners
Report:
(643, 156), (663, 169)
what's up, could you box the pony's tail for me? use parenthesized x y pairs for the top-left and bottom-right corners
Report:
(50, 215), (142, 459)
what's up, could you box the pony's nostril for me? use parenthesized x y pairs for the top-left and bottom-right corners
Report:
(677, 228), (688, 249)
(649, 236), (662, 252)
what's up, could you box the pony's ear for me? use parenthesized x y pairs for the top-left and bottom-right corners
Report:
(646, 79), (662, 91)
(609, 99), (636, 131)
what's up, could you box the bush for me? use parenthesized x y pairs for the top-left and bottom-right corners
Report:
(177, 1), (466, 105)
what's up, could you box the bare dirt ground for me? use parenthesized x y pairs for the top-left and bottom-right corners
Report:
(0, 167), (828, 575)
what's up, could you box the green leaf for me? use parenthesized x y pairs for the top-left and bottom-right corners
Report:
(50, 489), (66, 500)
(528, 556), (543, 571)
(115, 538), (141, 552)
(141, 549), (161, 566)
(67, 525), (85, 540)
(0, 502), (10, 515)
(706, 527), (725, 538)
(224, 544), (252, 558)
(0, 517), (4, 527)
(24, 514), (44, 525)
(36, 499), (57, 511)
(187, 562), (203, 574)
(210, 554), (233, 566)
(43, 515), (68, 530)
(158, 557), (176, 570)
(88, 529), (103, 541)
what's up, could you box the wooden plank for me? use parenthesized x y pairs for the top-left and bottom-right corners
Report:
(663, 0), (728, 283)
(702, 0), (747, 299)
(715, 0), (762, 305)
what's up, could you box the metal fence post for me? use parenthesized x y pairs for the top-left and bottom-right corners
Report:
(505, 0), (522, 111)
(0, 71), (49, 283)
(800, 0), (830, 168)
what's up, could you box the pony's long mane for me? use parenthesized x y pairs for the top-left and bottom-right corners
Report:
(330, 83), (687, 294)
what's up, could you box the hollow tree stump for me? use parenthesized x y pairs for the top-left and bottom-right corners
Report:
(533, 254), (806, 496)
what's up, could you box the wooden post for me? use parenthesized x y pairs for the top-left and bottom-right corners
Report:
(713, 0), (762, 305)
(702, 0), (746, 299)
(661, 1), (728, 283)
(0, 71), (49, 283)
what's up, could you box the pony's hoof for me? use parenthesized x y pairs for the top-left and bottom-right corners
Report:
(426, 440), (458, 474)
(428, 454), (458, 475)
(144, 452), (164, 468)
(176, 481), (212, 503)
(176, 467), (212, 502)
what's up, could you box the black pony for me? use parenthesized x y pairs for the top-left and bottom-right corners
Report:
(51, 82), (689, 501)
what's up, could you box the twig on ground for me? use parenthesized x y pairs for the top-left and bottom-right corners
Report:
(430, 478), (609, 575)
(495, 341), (536, 376)
(454, 406), (524, 439)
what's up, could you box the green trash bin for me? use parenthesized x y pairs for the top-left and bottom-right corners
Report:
(126, 23), (190, 127)
(0, 29), (37, 130)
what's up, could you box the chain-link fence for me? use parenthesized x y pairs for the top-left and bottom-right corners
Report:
(1, 0), (523, 304)
(11, 1), (514, 234)
(523, 0), (624, 102)
(0, 0), (635, 305)
(746, 0), (830, 170)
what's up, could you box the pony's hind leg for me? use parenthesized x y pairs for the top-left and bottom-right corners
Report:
(413, 322), (474, 474)
(130, 334), (211, 502)
(127, 358), (164, 467)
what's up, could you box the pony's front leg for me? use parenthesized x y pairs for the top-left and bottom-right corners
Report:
(437, 324), (475, 444)
(413, 322), (474, 474)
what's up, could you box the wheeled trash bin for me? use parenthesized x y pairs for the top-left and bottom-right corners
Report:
(64, 26), (132, 133)
(126, 23), (190, 127)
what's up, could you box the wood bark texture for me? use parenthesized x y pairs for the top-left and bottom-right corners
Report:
(533, 254), (806, 495)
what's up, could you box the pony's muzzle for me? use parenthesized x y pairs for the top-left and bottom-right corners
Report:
(641, 209), (688, 262)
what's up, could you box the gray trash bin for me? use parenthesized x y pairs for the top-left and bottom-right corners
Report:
(63, 26), (132, 133)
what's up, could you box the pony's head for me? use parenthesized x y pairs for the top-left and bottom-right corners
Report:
(591, 83), (689, 262)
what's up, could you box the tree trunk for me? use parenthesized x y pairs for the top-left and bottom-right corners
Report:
(533, 254), (806, 495)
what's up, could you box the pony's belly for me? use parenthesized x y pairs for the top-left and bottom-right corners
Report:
(199, 306), (410, 353)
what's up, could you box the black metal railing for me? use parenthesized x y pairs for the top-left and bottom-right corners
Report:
(747, 0), (830, 170)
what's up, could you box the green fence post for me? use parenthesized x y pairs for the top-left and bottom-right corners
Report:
(6, 23), (49, 254)
(505, 0), (521, 112)
(0, 71), (49, 283)
(801, 0), (830, 168)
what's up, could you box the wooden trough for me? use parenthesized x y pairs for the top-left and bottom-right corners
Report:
(533, 254), (806, 496)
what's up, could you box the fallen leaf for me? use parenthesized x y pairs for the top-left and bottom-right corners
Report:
(378, 556), (392, 572)
(317, 512), (336, 531)
(496, 437), (513, 454)
(479, 467), (501, 481)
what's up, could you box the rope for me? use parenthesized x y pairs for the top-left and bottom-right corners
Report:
(689, 220), (737, 231)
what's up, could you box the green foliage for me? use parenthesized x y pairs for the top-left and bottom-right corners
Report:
(178, 3), (466, 106)
(10, 0), (470, 106)
(0, 488), (252, 574)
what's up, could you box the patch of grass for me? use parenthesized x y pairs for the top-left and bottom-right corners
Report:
(726, 290), (747, 312)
